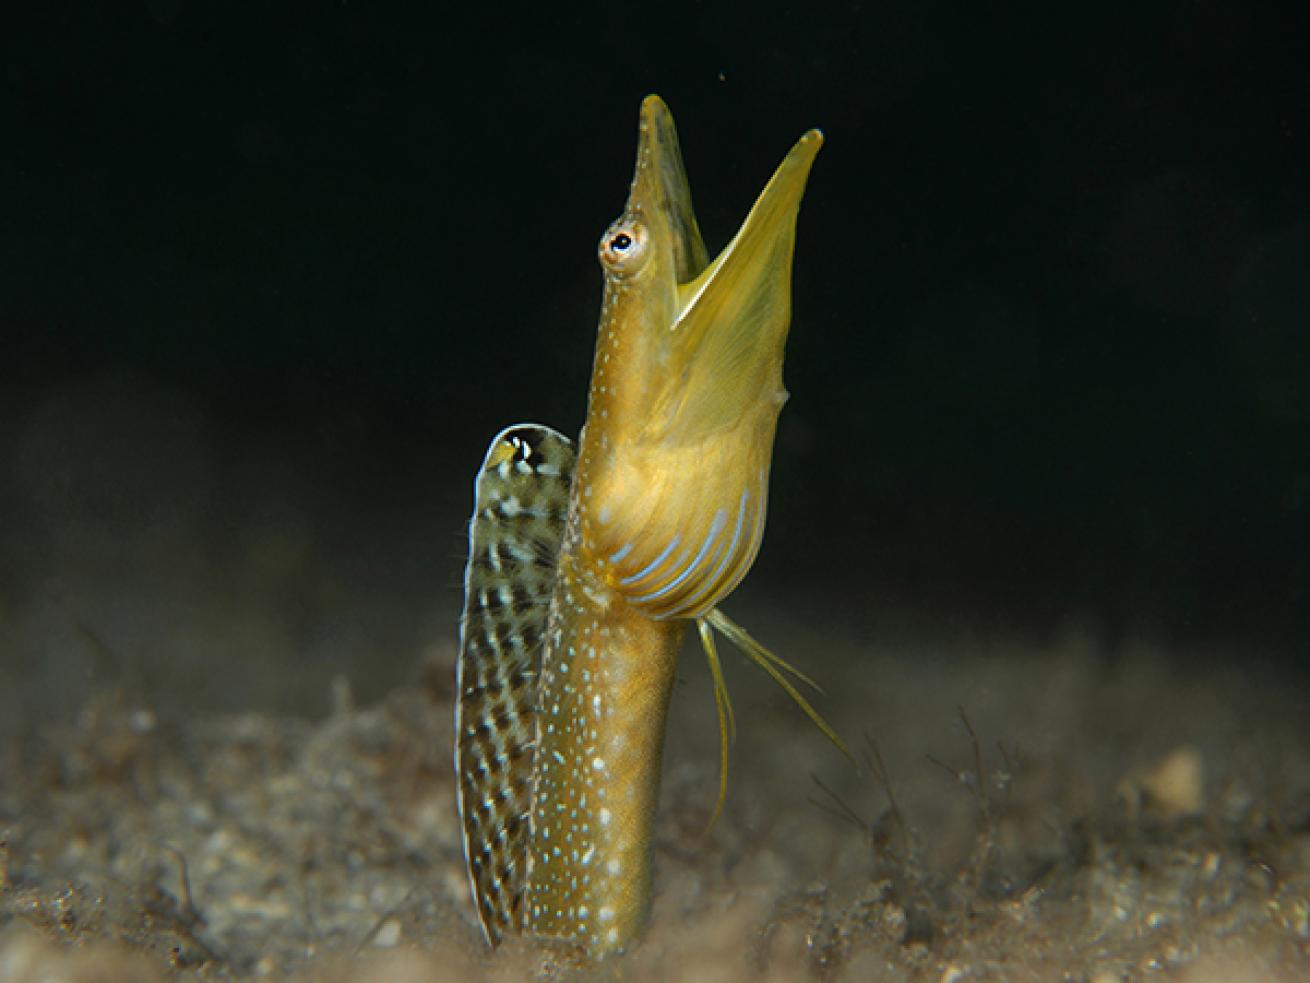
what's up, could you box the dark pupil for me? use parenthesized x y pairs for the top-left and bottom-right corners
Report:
(611, 232), (633, 252)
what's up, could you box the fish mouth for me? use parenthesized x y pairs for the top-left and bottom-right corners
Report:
(611, 95), (823, 446)
(625, 93), (823, 323)
(658, 112), (823, 444)
(673, 123), (823, 332)
(627, 94), (709, 285)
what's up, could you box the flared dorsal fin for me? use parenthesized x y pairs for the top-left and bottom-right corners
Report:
(455, 424), (575, 944)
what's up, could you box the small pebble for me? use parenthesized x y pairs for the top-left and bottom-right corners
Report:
(373, 918), (402, 948)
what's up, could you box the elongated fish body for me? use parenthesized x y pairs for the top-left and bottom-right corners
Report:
(456, 95), (829, 959)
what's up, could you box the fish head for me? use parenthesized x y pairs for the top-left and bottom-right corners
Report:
(580, 95), (822, 618)
(590, 94), (822, 448)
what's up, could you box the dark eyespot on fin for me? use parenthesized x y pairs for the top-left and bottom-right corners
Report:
(455, 424), (576, 945)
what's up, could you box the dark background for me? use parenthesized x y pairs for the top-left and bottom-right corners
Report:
(2, 3), (1308, 714)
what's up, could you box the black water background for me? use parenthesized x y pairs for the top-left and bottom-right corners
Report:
(2, 5), (1307, 717)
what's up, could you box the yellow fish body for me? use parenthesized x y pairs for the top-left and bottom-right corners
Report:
(455, 95), (837, 959)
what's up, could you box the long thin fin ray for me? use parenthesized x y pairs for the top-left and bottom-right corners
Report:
(706, 607), (852, 762)
(695, 617), (736, 831)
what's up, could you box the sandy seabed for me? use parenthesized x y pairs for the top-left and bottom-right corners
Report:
(1, 376), (1307, 980)
(2, 607), (1308, 982)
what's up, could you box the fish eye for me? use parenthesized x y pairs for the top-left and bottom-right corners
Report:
(598, 219), (648, 274)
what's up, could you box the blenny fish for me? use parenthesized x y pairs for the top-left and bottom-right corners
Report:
(455, 94), (843, 959)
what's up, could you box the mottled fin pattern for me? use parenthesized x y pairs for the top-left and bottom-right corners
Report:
(455, 424), (576, 945)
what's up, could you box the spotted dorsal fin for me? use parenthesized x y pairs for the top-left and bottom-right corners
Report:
(455, 424), (575, 944)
